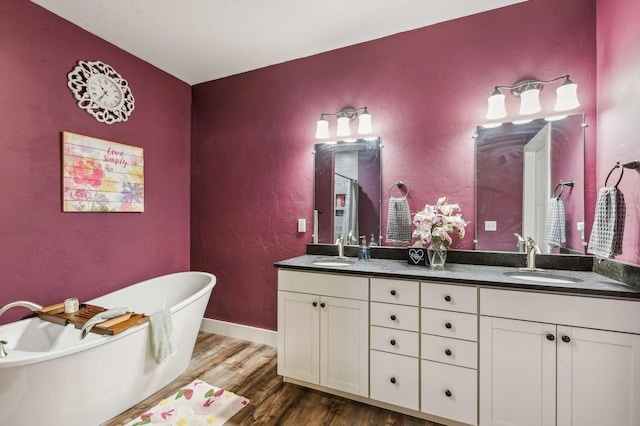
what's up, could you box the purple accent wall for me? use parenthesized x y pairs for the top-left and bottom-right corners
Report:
(191, 0), (597, 330)
(0, 2), (192, 324)
(596, 0), (640, 265)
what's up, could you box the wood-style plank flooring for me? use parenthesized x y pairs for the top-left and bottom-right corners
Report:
(105, 332), (443, 425)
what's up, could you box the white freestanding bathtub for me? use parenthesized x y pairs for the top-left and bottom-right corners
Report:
(0, 271), (216, 426)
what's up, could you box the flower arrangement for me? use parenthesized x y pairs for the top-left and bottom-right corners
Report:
(412, 197), (469, 250)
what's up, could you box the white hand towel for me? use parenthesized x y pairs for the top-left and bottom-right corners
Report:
(544, 197), (566, 248)
(587, 187), (626, 258)
(79, 307), (129, 339)
(386, 197), (412, 243)
(150, 308), (176, 364)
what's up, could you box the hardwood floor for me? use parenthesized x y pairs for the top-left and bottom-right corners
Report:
(105, 332), (443, 425)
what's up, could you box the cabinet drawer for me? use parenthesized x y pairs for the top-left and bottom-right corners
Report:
(421, 334), (477, 369)
(371, 302), (419, 332)
(421, 360), (477, 426)
(278, 270), (368, 300)
(422, 308), (478, 341)
(370, 326), (419, 357)
(370, 350), (419, 411)
(421, 281), (478, 313)
(371, 278), (419, 306)
(481, 288), (640, 334)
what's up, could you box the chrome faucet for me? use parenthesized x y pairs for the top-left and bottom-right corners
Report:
(514, 233), (526, 253)
(0, 340), (7, 358)
(0, 300), (43, 318)
(521, 237), (543, 271)
(335, 233), (345, 258)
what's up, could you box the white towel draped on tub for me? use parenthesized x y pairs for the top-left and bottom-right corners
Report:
(587, 186), (626, 258)
(544, 197), (566, 248)
(150, 308), (177, 363)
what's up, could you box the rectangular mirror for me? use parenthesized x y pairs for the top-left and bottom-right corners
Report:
(474, 114), (585, 254)
(314, 138), (381, 244)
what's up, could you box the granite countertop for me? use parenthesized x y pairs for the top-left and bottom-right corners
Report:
(275, 255), (640, 300)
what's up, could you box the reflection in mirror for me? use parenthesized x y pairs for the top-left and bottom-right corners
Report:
(475, 114), (585, 254)
(314, 138), (381, 245)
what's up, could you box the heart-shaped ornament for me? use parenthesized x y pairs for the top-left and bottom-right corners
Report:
(409, 248), (424, 264)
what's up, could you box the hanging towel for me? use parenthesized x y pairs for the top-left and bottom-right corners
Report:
(386, 197), (412, 243)
(150, 308), (177, 364)
(587, 187), (626, 258)
(79, 307), (129, 339)
(544, 197), (566, 248)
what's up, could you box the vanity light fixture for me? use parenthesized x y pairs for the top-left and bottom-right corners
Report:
(315, 106), (372, 139)
(485, 75), (580, 120)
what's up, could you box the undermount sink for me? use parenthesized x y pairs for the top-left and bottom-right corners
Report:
(504, 271), (583, 284)
(311, 257), (355, 267)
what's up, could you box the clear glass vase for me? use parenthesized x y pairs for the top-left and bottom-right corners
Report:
(427, 244), (447, 269)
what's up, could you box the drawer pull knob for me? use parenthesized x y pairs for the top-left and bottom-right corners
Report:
(390, 314), (397, 321)
(445, 349), (452, 356)
(445, 389), (452, 397)
(546, 334), (555, 341)
(390, 290), (397, 296)
(390, 339), (396, 346)
(320, 302), (326, 308)
(562, 335), (571, 343)
(390, 377), (397, 384)
(312, 301), (318, 307)
(445, 322), (452, 329)
(444, 295), (452, 302)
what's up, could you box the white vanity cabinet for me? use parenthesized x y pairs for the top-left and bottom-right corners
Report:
(480, 288), (640, 426)
(421, 282), (479, 426)
(277, 270), (369, 396)
(369, 278), (420, 410)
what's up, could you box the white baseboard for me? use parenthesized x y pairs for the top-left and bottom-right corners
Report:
(200, 318), (277, 347)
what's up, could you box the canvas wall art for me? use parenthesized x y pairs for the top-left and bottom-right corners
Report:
(62, 132), (144, 212)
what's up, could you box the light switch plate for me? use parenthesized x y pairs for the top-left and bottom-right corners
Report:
(297, 218), (306, 233)
(484, 220), (497, 231)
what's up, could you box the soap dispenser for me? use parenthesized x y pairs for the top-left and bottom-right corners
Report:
(358, 236), (370, 261)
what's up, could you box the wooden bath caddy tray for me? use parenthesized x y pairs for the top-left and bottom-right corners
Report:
(35, 302), (149, 335)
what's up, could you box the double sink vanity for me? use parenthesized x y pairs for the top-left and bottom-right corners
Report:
(275, 251), (640, 426)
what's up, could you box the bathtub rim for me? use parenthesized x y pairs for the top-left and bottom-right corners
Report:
(0, 271), (216, 368)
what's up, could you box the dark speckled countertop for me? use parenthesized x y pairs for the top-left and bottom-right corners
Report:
(275, 255), (640, 300)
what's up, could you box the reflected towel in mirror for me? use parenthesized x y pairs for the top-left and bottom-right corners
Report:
(544, 197), (566, 248)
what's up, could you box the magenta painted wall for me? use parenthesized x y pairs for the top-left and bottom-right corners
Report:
(596, 0), (640, 265)
(191, 0), (597, 330)
(0, 2), (192, 324)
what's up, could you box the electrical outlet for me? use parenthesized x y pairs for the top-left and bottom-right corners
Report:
(297, 218), (306, 233)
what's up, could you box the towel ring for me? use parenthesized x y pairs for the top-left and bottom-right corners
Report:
(388, 181), (409, 198)
(552, 180), (575, 198)
(604, 163), (624, 188)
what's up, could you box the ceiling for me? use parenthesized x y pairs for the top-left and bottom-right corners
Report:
(32, 0), (525, 85)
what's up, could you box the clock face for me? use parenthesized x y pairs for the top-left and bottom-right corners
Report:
(87, 75), (124, 110)
(67, 61), (135, 124)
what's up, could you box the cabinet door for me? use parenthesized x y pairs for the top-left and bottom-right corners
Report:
(277, 291), (320, 384)
(320, 296), (369, 396)
(557, 326), (640, 426)
(479, 316), (556, 426)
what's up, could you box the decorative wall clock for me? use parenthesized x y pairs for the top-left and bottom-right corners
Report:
(67, 60), (135, 124)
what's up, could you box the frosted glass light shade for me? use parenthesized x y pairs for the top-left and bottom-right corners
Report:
(486, 90), (507, 120)
(357, 109), (372, 134)
(519, 88), (542, 115)
(336, 115), (351, 137)
(315, 117), (329, 139)
(555, 80), (580, 111)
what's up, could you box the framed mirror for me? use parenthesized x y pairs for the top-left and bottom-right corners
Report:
(314, 138), (381, 245)
(474, 114), (586, 254)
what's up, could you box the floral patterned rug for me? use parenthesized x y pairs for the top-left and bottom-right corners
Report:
(125, 379), (250, 426)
